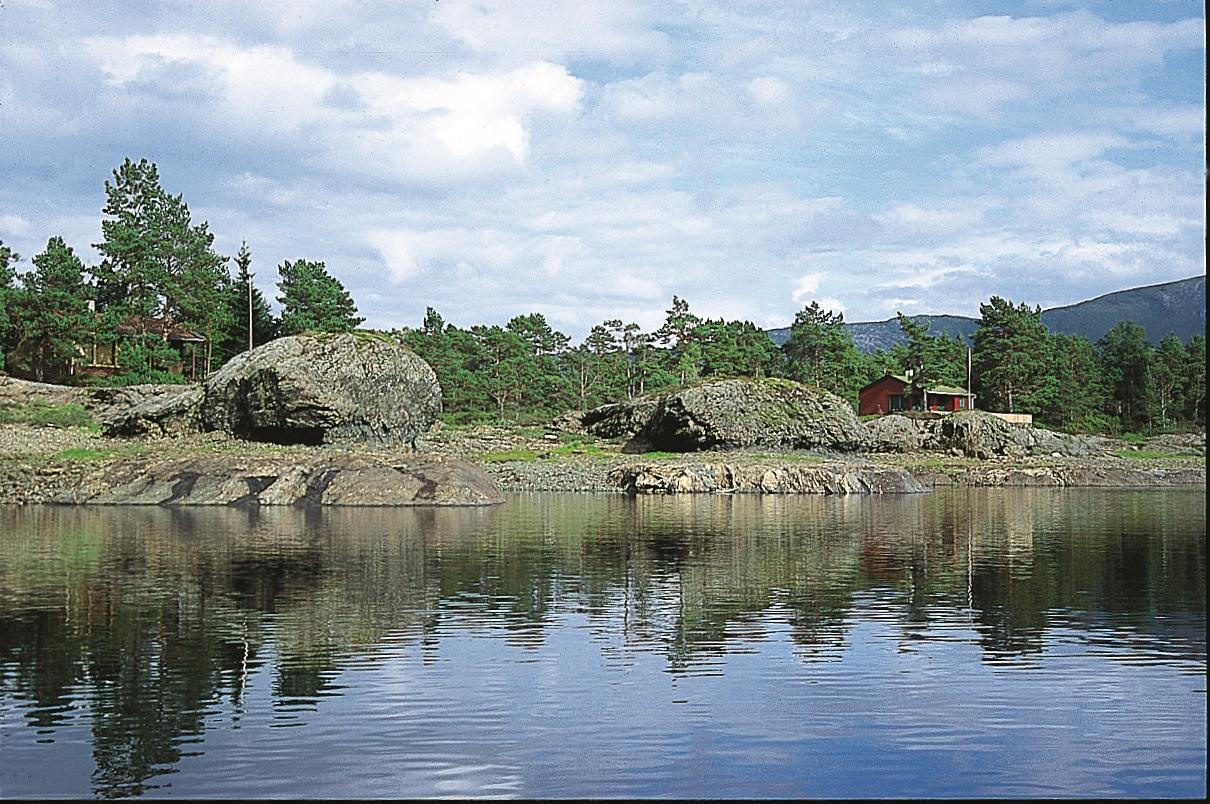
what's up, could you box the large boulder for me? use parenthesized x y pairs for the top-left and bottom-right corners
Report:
(584, 378), (867, 452)
(865, 412), (1023, 458)
(863, 411), (1112, 459)
(201, 333), (441, 446)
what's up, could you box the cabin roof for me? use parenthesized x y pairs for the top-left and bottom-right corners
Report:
(861, 373), (975, 397)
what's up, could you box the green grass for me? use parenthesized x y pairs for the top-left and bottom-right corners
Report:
(480, 449), (541, 463)
(0, 401), (99, 431)
(549, 441), (611, 458)
(748, 452), (824, 464)
(1114, 449), (1205, 461)
(1119, 432), (1148, 444)
(53, 447), (118, 461)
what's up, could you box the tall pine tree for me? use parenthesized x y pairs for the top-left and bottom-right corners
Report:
(276, 259), (364, 335)
(7, 237), (95, 381)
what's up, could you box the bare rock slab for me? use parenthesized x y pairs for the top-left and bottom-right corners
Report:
(58, 453), (503, 507)
(611, 462), (925, 494)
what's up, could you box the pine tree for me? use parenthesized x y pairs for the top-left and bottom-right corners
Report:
(655, 295), (701, 385)
(1098, 321), (1154, 431)
(218, 242), (277, 363)
(783, 301), (863, 400)
(7, 237), (95, 381)
(1152, 335), (1187, 427)
(1182, 336), (1206, 424)
(972, 297), (1056, 414)
(276, 259), (364, 335)
(0, 240), (19, 366)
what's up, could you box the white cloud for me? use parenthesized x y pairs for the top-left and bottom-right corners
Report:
(430, 0), (670, 64)
(791, 272), (824, 303)
(746, 76), (794, 107)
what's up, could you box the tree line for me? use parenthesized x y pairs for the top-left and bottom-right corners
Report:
(394, 295), (1204, 435)
(2, 159), (1202, 435)
(0, 159), (363, 385)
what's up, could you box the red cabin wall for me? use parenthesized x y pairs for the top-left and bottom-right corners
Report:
(858, 377), (908, 416)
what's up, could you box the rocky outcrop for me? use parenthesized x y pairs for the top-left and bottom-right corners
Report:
(583, 378), (867, 452)
(581, 399), (660, 440)
(57, 453), (503, 507)
(1011, 426), (1112, 457)
(864, 412), (1111, 459)
(916, 464), (1205, 488)
(202, 334), (441, 446)
(611, 462), (925, 494)
(98, 386), (204, 437)
(99, 334), (442, 447)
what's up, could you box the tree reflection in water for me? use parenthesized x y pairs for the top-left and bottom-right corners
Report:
(0, 489), (1203, 797)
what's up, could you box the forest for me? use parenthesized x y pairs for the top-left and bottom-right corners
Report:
(1, 159), (1204, 436)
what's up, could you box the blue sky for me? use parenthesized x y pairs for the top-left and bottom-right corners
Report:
(0, 0), (1204, 339)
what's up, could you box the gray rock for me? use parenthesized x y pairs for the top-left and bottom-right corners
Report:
(1011, 426), (1112, 457)
(201, 333), (441, 446)
(610, 462), (925, 494)
(582, 399), (660, 439)
(60, 452), (503, 507)
(583, 378), (866, 452)
(865, 412), (1022, 458)
(100, 386), (204, 437)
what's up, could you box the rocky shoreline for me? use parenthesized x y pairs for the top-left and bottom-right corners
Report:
(2, 373), (1204, 506)
(1, 420), (1202, 505)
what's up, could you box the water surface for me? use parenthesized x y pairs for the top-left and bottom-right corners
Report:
(0, 489), (1205, 798)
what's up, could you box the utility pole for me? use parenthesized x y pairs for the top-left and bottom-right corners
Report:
(247, 269), (254, 352)
(966, 347), (972, 410)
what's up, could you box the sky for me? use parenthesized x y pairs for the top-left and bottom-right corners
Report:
(0, 0), (1204, 339)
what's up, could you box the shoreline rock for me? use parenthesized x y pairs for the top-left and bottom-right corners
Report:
(55, 452), (504, 507)
(610, 462), (926, 494)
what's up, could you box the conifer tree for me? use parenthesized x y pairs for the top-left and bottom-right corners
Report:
(276, 259), (364, 334)
(7, 237), (95, 381)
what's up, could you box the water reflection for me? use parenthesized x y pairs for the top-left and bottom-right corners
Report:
(0, 489), (1204, 798)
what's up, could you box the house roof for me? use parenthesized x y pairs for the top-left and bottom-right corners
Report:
(115, 316), (206, 343)
(861, 373), (975, 397)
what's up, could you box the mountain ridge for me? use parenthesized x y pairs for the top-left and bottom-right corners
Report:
(766, 275), (1206, 352)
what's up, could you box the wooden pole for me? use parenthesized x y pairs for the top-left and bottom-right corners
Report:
(247, 270), (254, 352)
(966, 347), (972, 410)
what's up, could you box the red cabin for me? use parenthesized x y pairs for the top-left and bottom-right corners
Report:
(858, 374), (975, 416)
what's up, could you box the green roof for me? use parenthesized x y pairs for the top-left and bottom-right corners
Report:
(879, 374), (974, 397)
(928, 384), (975, 397)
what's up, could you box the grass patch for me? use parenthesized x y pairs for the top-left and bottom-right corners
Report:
(480, 449), (540, 463)
(1119, 432), (1148, 444)
(748, 452), (824, 464)
(1114, 449), (1205, 461)
(549, 441), (611, 458)
(0, 401), (99, 431)
(53, 447), (118, 462)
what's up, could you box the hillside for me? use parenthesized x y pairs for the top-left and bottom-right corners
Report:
(766, 275), (1206, 352)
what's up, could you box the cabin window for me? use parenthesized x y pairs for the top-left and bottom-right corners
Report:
(889, 395), (907, 412)
(90, 342), (117, 367)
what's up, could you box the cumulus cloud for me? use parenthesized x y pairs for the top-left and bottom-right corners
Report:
(0, 1), (1202, 339)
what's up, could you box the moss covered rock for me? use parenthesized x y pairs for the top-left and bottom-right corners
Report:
(583, 378), (866, 452)
(201, 334), (441, 447)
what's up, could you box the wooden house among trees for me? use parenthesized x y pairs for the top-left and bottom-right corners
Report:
(858, 373), (976, 416)
(5, 314), (207, 383)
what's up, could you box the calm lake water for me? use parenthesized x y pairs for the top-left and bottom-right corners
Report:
(0, 489), (1205, 799)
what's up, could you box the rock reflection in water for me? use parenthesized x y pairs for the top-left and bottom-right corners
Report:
(0, 489), (1204, 798)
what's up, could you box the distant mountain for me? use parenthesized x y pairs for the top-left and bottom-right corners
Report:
(1040, 275), (1205, 345)
(766, 275), (1206, 353)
